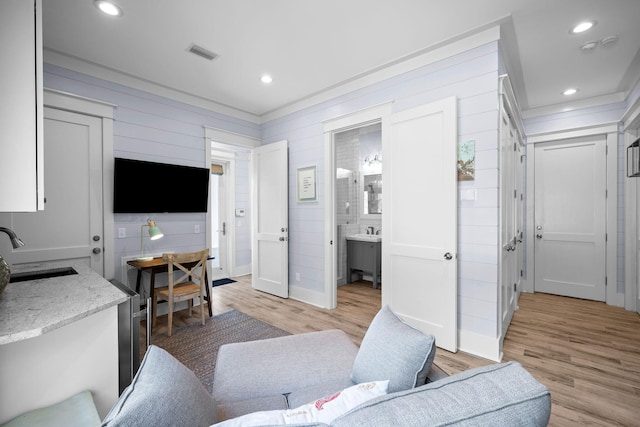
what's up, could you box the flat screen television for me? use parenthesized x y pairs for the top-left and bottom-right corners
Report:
(113, 158), (210, 213)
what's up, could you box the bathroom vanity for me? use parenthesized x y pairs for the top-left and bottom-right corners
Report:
(346, 234), (382, 289)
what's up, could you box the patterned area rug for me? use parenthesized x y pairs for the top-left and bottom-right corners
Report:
(148, 310), (290, 392)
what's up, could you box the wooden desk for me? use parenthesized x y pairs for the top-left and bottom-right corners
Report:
(127, 256), (214, 318)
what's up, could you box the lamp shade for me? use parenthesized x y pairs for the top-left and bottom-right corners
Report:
(147, 221), (164, 240)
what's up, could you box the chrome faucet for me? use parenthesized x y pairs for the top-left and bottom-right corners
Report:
(0, 227), (25, 249)
(367, 226), (375, 235)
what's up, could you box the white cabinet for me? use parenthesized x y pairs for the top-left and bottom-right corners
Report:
(498, 76), (525, 349)
(0, 0), (43, 212)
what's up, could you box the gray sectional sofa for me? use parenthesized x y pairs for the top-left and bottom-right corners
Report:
(101, 306), (551, 426)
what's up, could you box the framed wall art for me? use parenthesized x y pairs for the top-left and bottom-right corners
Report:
(297, 166), (317, 202)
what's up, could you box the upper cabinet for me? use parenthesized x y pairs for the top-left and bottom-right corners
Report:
(0, 0), (43, 212)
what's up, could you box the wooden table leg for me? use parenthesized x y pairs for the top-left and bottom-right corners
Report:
(135, 269), (142, 294)
(149, 271), (156, 332)
(204, 270), (213, 317)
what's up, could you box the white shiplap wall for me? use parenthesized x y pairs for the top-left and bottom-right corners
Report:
(262, 41), (502, 342)
(43, 63), (259, 286)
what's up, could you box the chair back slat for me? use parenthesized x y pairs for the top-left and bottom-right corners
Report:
(162, 249), (209, 290)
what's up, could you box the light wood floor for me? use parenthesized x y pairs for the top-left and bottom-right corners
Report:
(150, 276), (640, 427)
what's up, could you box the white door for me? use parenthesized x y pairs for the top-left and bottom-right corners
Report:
(534, 135), (607, 301)
(210, 163), (228, 280)
(0, 107), (104, 273)
(382, 97), (458, 352)
(252, 140), (289, 297)
(499, 106), (520, 335)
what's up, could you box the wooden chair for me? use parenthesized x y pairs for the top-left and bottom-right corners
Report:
(152, 249), (209, 337)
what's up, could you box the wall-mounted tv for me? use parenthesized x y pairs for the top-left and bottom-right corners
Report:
(114, 158), (210, 213)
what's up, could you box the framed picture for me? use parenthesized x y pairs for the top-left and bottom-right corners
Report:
(297, 166), (317, 202)
(457, 140), (476, 181)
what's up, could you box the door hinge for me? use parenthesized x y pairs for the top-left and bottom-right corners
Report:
(514, 189), (517, 198)
(605, 233), (608, 242)
(605, 276), (608, 286)
(605, 189), (608, 198)
(520, 269), (523, 277)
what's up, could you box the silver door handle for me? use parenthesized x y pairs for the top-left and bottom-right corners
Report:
(536, 234), (543, 239)
(92, 247), (101, 254)
(444, 252), (453, 260)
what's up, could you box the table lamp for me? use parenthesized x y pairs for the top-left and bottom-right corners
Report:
(138, 219), (164, 261)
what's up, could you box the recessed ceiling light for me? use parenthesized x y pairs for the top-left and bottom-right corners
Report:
(261, 75), (273, 84)
(563, 88), (578, 96)
(94, 1), (123, 17)
(570, 20), (596, 34)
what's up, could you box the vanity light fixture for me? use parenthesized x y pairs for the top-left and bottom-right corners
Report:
(570, 20), (596, 34)
(94, 0), (123, 17)
(363, 154), (382, 166)
(138, 219), (163, 261)
(562, 88), (578, 96)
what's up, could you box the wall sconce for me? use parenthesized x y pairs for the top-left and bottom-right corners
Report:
(138, 219), (164, 261)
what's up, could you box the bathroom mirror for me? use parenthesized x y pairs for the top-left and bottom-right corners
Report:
(363, 174), (382, 215)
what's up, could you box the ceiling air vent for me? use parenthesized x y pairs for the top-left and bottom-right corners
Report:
(187, 44), (218, 61)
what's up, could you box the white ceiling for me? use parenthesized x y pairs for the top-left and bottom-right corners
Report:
(42, 0), (640, 121)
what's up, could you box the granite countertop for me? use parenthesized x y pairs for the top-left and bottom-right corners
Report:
(0, 261), (128, 345)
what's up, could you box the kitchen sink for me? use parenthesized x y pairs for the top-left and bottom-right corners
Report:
(9, 267), (78, 283)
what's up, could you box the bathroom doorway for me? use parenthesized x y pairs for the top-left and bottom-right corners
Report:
(334, 122), (383, 295)
(322, 103), (391, 309)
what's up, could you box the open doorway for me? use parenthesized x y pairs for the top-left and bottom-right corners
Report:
(323, 103), (391, 309)
(210, 162), (228, 280)
(207, 147), (237, 282)
(334, 123), (382, 293)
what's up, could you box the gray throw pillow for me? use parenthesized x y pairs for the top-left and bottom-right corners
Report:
(101, 345), (217, 427)
(351, 305), (436, 393)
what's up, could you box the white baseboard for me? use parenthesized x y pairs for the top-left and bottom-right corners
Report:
(458, 329), (502, 362)
(232, 265), (251, 277)
(289, 285), (327, 308)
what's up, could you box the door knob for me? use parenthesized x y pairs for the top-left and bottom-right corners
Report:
(92, 248), (101, 254)
(444, 252), (453, 260)
(93, 235), (100, 241)
(536, 234), (543, 239)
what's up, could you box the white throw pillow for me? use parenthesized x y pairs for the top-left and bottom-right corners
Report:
(212, 380), (389, 427)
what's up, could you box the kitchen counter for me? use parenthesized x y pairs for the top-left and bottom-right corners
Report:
(0, 261), (127, 345)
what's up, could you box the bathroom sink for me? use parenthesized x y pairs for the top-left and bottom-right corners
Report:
(9, 267), (78, 283)
(346, 234), (382, 242)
